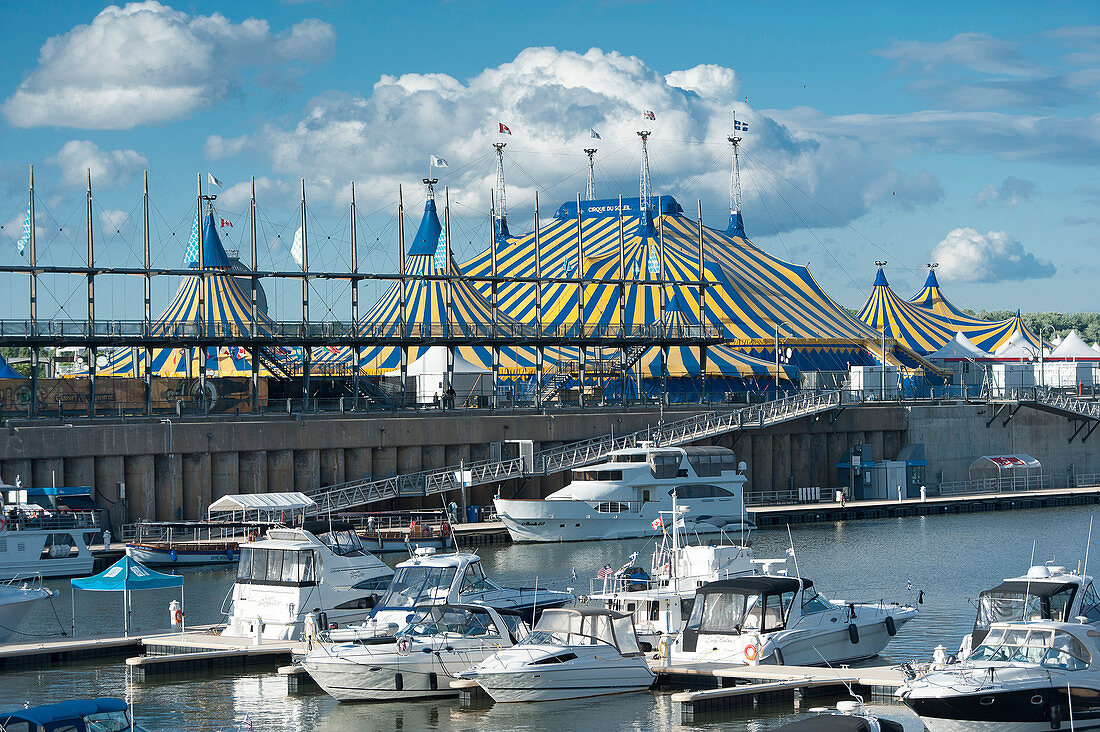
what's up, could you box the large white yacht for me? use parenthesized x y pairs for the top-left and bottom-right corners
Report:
(493, 444), (751, 543)
(0, 502), (98, 580)
(222, 521), (393, 641)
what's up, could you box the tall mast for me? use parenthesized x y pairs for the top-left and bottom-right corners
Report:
(584, 148), (597, 201)
(493, 142), (509, 238)
(727, 111), (746, 237)
(637, 130), (652, 225)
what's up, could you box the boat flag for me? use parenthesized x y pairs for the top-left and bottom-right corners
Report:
(590, 129), (601, 140)
(734, 120), (749, 132)
(907, 577), (913, 591)
(498, 122), (511, 134)
(786, 547), (796, 558)
(643, 110), (655, 120)
(651, 516), (663, 530)
(570, 567), (577, 582)
(220, 218), (233, 228)
(628, 551), (639, 564)
(597, 563), (613, 578)
(14, 203), (30, 257)
(430, 155), (448, 168)
(208, 173), (223, 187)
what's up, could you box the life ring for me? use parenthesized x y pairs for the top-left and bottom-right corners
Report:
(0, 516), (6, 532)
(248, 532), (258, 542)
(174, 609), (185, 624)
(440, 522), (450, 535)
(396, 637), (411, 656)
(744, 643), (760, 661)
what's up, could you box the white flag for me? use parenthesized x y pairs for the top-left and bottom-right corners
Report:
(208, 172), (223, 187)
(430, 155), (448, 168)
(590, 129), (601, 140)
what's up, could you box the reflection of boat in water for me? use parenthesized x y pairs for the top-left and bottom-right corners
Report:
(494, 444), (752, 543)
(901, 620), (1100, 732)
(0, 575), (58, 642)
(125, 521), (270, 567)
(222, 522), (393, 640)
(673, 568), (918, 667)
(330, 548), (573, 639)
(303, 603), (529, 701)
(459, 607), (655, 702)
(0, 697), (150, 731)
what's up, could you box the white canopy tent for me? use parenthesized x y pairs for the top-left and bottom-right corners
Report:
(207, 492), (315, 524)
(1050, 331), (1100, 360)
(968, 454), (1044, 491)
(993, 329), (1039, 359)
(928, 332), (991, 361)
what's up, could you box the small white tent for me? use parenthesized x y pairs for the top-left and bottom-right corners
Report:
(993, 329), (1038, 359)
(927, 332), (991, 361)
(1050, 330), (1100, 360)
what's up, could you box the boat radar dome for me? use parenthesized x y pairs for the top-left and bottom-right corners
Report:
(1027, 565), (1051, 579)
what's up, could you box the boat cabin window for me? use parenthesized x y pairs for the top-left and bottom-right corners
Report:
(974, 584), (1079, 632)
(612, 453), (647, 462)
(688, 589), (792, 633)
(1080, 583), (1100, 623)
(649, 453), (681, 480)
(573, 470), (624, 482)
(969, 627), (1091, 671)
(594, 501), (631, 514)
(84, 709), (134, 731)
(353, 577), (390, 591)
(319, 529), (366, 557)
(801, 587), (834, 614)
(236, 547), (317, 587)
(376, 565), (458, 609)
(459, 562), (500, 594)
(523, 611), (639, 655)
(399, 606), (502, 639)
(686, 452), (737, 477)
(672, 484), (735, 499)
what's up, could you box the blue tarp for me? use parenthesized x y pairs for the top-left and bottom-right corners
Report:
(72, 555), (182, 592)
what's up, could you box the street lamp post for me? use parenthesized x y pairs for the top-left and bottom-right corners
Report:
(774, 320), (791, 400)
(1039, 325), (1056, 389)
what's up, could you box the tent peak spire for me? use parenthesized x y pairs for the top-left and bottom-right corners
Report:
(493, 142), (509, 238)
(637, 130), (653, 228)
(873, 262), (889, 288)
(726, 111), (747, 238)
(584, 147), (597, 201)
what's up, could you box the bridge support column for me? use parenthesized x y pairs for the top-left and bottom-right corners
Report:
(346, 447), (371, 483)
(154, 453), (182, 521)
(535, 347), (543, 410)
(238, 451), (266, 494)
(578, 347), (586, 408)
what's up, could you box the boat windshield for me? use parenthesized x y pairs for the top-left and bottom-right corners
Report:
(968, 626), (1092, 670)
(375, 565), (457, 610)
(687, 590), (792, 633)
(397, 606), (502, 639)
(974, 584), (1078, 632)
(318, 529), (366, 557)
(522, 610), (639, 654)
(458, 561), (502, 595)
(85, 709), (132, 732)
(236, 547), (317, 587)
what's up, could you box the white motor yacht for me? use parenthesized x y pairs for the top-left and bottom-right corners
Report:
(222, 521), (393, 641)
(672, 570), (918, 667)
(458, 607), (655, 702)
(329, 548), (572, 640)
(900, 620), (1100, 732)
(302, 603), (529, 701)
(957, 563), (1100, 659)
(586, 495), (756, 647)
(0, 575), (58, 642)
(493, 444), (751, 543)
(0, 503), (97, 580)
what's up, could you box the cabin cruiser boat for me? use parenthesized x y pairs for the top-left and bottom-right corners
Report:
(957, 563), (1100, 659)
(586, 495), (756, 647)
(0, 575), (58, 642)
(673, 569), (918, 666)
(900, 620), (1100, 732)
(125, 521), (269, 567)
(493, 444), (751, 543)
(0, 502), (98, 580)
(221, 521), (393, 640)
(0, 697), (149, 731)
(302, 603), (529, 701)
(775, 700), (905, 731)
(458, 607), (655, 702)
(329, 548), (572, 640)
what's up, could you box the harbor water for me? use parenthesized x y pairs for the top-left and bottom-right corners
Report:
(4, 504), (1097, 730)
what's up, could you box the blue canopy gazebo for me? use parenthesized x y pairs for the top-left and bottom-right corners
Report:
(71, 555), (184, 636)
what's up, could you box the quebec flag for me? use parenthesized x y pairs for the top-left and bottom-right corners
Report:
(15, 203), (30, 256)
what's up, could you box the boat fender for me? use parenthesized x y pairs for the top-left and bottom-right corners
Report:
(226, 548), (234, 560)
(394, 672), (403, 691)
(397, 637), (411, 656)
(885, 616), (897, 636)
(744, 643), (759, 661)
(773, 647), (784, 666)
(918, 590), (924, 604)
(656, 639), (669, 660)
(848, 624), (860, 644)
(1051, 703), (1061, 728)
(169, 549), (178, 563)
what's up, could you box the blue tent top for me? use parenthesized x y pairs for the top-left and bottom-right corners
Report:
(0, 354), (22, 379)
(185, 212), (231, 269)
(726, 210), (746, 238)
(408, 199), (443, 256)
(922, 268), (939, 289)
(71, 555), (183, 591)
(0, 698), (128, 726)
(873, 267), (890, 288)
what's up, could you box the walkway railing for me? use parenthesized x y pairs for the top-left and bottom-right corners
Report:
(306, 390), (843, 514)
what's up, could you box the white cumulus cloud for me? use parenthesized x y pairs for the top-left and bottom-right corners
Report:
(974, 176), (1038, 207)
(3, 1), (335, 129)
(51, 140), (148, 188)
(931, 227), (1055, 283)
(99, 209), (129, 232)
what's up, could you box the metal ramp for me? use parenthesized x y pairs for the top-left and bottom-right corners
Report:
(985, 387), (1099, 442)
(304, 390), (842, 515)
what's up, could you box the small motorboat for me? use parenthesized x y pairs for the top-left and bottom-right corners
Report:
(673, 569), (918, 666)
(900, 620), (1100, 732)
(774, 700), (905, 731)
(124, 520), (271, 567)
(0, 697), (150, 731)
(302, 603), (529, 701)
(0, 575), (57, 642)
(458, 607), (655, 702)
(329, 547), (572, 640)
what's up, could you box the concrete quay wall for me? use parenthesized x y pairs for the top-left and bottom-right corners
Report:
(0, 403), (1092, 525)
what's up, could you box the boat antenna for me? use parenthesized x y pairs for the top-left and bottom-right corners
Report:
(786, 523), (801, 579)
(1068, 681), (1076, 731)
(1024, 539), (1037, 618)
(1085, 516), (1094, 576)
(439, 493), (459, 552)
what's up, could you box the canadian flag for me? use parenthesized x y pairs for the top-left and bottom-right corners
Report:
(651, 516), (663, 530)
(220, 218), (233, 228)
(498, 122), (511, 134)
(643, 110), (656, 120)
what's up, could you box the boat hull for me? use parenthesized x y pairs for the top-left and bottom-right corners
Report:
(0, 589), (51, 642)
(470, 659), (655, 703)
(125, 544), (238, 567)
(303, 659), (457, 701)
(908, 687), (1100, 732)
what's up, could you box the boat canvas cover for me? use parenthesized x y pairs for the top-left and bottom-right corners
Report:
(696, 576), (805, 596)
(775, 716), (904, 732)
(72, 556), (183, 591)
(534, 608), (640, 654)
(0, 698), (128, 726)
(207, 492), (316, 514)
(982, 580), (1079, 599)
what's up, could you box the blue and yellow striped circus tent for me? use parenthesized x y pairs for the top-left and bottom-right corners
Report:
(907, 268), (1042, 352)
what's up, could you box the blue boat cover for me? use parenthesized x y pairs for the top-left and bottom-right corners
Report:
(0, 697), (128, 726)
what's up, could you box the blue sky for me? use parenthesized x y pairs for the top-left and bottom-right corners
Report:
(0, 0), (1098, 322)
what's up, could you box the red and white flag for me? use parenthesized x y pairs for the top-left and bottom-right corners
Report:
(651, 516), (663, 530)
(498, 122), (511, 134)
(220, 218), (233, 228)
(643, 110), (656, 120)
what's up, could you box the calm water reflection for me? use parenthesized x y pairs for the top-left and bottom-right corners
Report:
(4, 504), (1097, 730)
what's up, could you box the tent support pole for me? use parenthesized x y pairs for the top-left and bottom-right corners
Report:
(197, 173), (206, 417)
(300, 179), (309, 412)
(697, 199), (706, 403)
(143, 171), (152, 415)
(350, 182), (359, 411)
(576, 193), (584, 409)
(534, 192), (543, 408)
(489, 193), (499, 408)
(87, 170), (96, 418)
(398, 185), (407, 409)
(250, 176), (259, 413)
(29, 166), (38, 416)
(618, 194), (626, 406)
